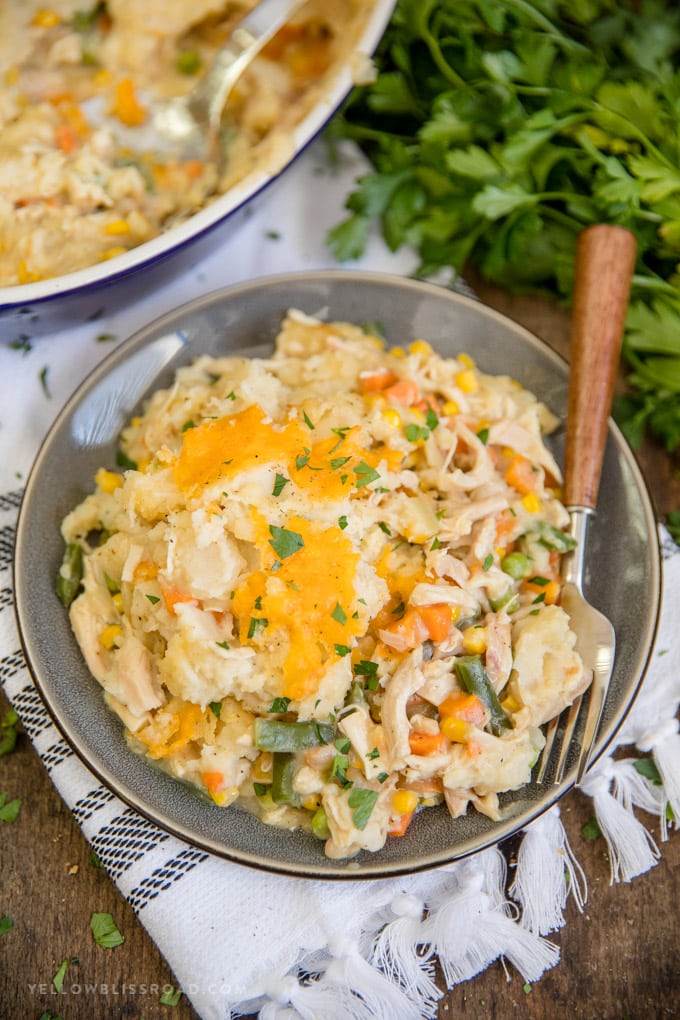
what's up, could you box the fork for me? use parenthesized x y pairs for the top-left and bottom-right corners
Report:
(535, 223), (637, 786)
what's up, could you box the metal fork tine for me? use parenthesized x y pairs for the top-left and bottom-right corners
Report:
(535, 715), (560, 784)
(535, 696), (584, 785)
(552, 696), (583, 784)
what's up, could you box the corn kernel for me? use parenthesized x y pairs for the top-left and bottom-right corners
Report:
(442, 399), (460, 416)
(303, 794), (322, 811)
(136, 458), (150, 473)
(521, 492), (542, 514)
(363, 392), (385, 411)
(100, 624), (122, 650)
(409, 407), (426, 423)
(458, 353), (476, 369)
(112, 592), (124, 613)
(252, 752), (273, 782)
(450, 606), (461, 623)
(4, 67), (19, 86)
(501, 693), (521, 713)
(392, 789), (419, 815)
(32, 9), (61, 28)
(544, 579), (561, 605)
(100, 246), (127, 261)
(462, 625), (487, 654)
(440, 716), (469, 743)
(93, 69), (112, 87)
(17, 260), (41, 285)
(390, 346), (406, 358)
(456, 369), (478, 394)
(366, 335), (384, 350)
(381, 408), (402, 429)
(211, 786), (239, 807)
(409, 339), (432, 356)
(105, 219), (131, 236)
(95, 467), (123, 494)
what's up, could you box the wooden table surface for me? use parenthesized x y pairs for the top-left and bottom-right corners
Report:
(2, 282), (679, 1020)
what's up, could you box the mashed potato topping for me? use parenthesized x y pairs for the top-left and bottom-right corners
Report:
(0, 0), (372, 286)
(59, 312), (591, 859)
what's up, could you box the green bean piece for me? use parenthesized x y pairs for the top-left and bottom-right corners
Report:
(253, 718), (334, 752)
(454, 655), (513, 737)
(56, 542), (84, 608)
(271, 752), (300, 805)
(311, 805), (330, 840)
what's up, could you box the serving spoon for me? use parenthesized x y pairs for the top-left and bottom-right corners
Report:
(92, 0), (305, 164)
(536, 223), (637, 785)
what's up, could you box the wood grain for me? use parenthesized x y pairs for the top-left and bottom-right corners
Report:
(564, 225), (638, 510)
(1, 289), (679, 1020)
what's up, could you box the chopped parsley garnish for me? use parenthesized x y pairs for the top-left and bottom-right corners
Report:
(353, 461), (380, 488)
(146, 594), (160, 604)
(330, 456), (351, 470)
(269, 697), (291, 713)
(302, 410), (316, 430)
(216, 640), (230, 650)
(482, 554), (493, 571)
(378, 521), (392, 535)
(39, 366), (50, 398)
(247, 617), (269, 638)
(338, 515), (349, 530)
(269, 524), (304, 560)
(430, 536), (442, 550)
(377, 771), (389, 783)
(405, 423), (429, 443)
(477, 427), (489, 444)
(329, 427), (350, 453)
(181, 419), (196, 431)
(90, 911), (125, 948)
(528, 576), (550, 586)
(425, 408), (439, 431)
(348, 788), (379, 830)
(273, 473), (289, 497)
(295, 450), (310, 470)
(331, 602), (347, 625)
(367, 747), (380, 760)
(209, 702), (222, 719)
(253, 782), (268, 797)
(335, 644), (352, 657)
(116, 449), (137, 471)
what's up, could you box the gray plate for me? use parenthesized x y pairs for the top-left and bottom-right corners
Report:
(14, 271), (661, 879)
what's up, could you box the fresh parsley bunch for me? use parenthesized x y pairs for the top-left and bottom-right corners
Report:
(328, 0), (680, 454)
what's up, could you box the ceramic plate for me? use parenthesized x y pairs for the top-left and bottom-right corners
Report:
(14, 271), (661, 878)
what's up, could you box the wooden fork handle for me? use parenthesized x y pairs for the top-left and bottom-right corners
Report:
(564, 224), (637, 510)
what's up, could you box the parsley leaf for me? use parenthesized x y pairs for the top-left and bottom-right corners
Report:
(272, 473), (289, 497)
(90, 911), (125, 948)
(348, 787), (379, 830)
(269, 525), (304, 560)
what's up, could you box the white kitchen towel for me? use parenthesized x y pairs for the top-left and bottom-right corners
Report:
(1, 139), (678, 1020)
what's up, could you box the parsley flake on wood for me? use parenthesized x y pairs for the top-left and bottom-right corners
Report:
(0, 915), (13, 936)
(52, 959), (68, 993)
(90, 911), (125, 948)
(0, 792), (21, 823)
(269, 524), (304, 560)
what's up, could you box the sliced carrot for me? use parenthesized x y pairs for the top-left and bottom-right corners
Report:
(111, 77), (147, 127)
(55, 122), (78, 153)
(162, 587), (198, 614)
(183, 159), (205, 180)
(415, 393), (440, 415)
(201, 770), (224, 795)
(384, 378), (420, 406)
(380, 606), (429, 651)
(359, 367), (397, 393)
(438, 691), (487, 726)
(504, 454), (539, 495)
(494, 509), (517, 547)
(387, 810), (415, 836)
(408, 730), (447, 756)
(417, 603), (451, 643)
